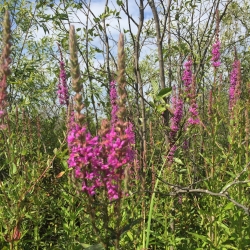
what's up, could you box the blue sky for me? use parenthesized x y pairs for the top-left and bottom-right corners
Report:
(31, 0), (157, 77)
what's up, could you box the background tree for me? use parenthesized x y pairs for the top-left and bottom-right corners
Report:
(1, 0), (250, 249)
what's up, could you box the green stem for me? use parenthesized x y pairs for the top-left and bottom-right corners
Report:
(145, 158), (166, 249)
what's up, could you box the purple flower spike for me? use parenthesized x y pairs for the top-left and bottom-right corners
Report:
(168, 91), (183, 163)
(229, 60), (241, 111)
(67, 81), (136, 201)
(57, 58), (69, 106)
(211, 39), (221, 68)
(187, 101), (200, 125)
(169, 95), (183, 140)
(168, 145), (177, 163)
(182, 59), (193, 95)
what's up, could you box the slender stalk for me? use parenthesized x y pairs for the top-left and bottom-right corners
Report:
(146, 158), (166, 249)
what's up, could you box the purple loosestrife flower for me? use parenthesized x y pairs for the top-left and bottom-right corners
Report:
(169, 95), (183, 140)
(187, 80), (200, 126)
(67, 82), (136, 200)
(182, 140), (189, 150)
(229, 60), (241, 111)
(57, 59), (69, 106)
(168, 145), (177, 163)
(100, 121), (135, 200)
(99, 79), (135, 199)
(67, 117), (103, 196)
(110, 81), (118, 124)
(211, 39), (221, 68)
(67, 32), (136, 200)
(187, 102), (200, 125)
(182, 59), (193, 95)
(168, 91), (183, 163)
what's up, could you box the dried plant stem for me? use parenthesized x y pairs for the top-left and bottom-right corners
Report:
(69, 25), (84, 125)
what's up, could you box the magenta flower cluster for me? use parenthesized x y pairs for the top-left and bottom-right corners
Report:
(169, 95), (183, 140)
(57, 60), (69, 106)
(68, 123), (101, 195)
(211, 39), (221, 68)
(182, 58), (200, 126)
(67, 81), (135, 200)
(187, 102), (200, 125)
(100, 122), (135, 199)
(229, 60), (240, 110)
(168, 145), (177, 163)
(182, 59), (193, 95)
(168, 93), (183, 162)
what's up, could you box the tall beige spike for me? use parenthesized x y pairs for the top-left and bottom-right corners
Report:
(0, 11), (11, 127)
(117, 33), (127, 120)
(69, 25), (84, 124)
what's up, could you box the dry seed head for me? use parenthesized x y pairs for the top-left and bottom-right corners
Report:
(0, 10), (11, 125)
(117, 33), (127, 120)
(69, 25), (84, 124)
(69, 25), (81, 93)
(1, 11), (11, 76)
(215, 9), (220, 38)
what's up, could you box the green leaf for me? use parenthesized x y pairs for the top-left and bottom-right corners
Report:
(117, 0), (123, 6)
(93, 17), (100, 23)
(187, 232), (210, 243)
(155, 104), (168, 113)
(10, 163), (17, 175)
(98, 24), (103, 31)
(121, 218), (143, 235)
(174, 158), (184, 165)
(220, 245), (238, 250)
(156, 87), (172, 98)
(223, 202), (234, 211)
(21, 149), (27, 156)
(84, 244), (104, 250)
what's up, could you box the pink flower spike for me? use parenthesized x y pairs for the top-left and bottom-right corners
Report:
(229, 60), (241, 111)
(211, 39), (221, 68)
(182, 59), (193, 97)
(169, 95), (183, 140)
(57, 60), (69, 106)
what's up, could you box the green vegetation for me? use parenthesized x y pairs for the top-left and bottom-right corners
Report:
(1, 0), (250, 249)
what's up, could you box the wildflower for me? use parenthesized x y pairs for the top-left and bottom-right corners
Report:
(67, 32), (136, 200)
(212, 9), (221, 69)
(187, 102), (200, 125)
(68, 107), (135, 200)
(182, 58), (193, 95)
(229, 60), (241, 111)
(100, 121), (135, 200)
(57, 56), (69, 106)
(68, 118), (103, 196)
(168, 145), (177, 163)
(168, 90), (183, 163)
(187, 80), (200, 126)
(211, 39), (221, 68)
(169, 95), (183, 140)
